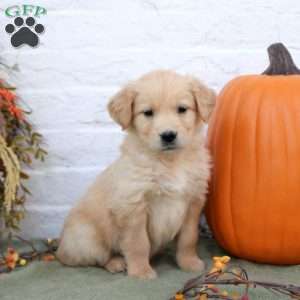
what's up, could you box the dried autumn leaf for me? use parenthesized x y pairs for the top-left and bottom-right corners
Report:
(221, 290), (228, 297)
(0, 111), (6, 137)
(231, 291), (240, 300)
(20, 171), (30, 180)
(5, 248), (19, 269)
(209, 256), (231, 274)
(42, 254), (56, 262)
(174, 293), (185, 300)
(210, 286), (219, 293)
(0, 83), (47, 233)
(199, 294), (207, 300)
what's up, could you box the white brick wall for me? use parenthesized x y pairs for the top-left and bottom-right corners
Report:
(0, 0), (299, 237)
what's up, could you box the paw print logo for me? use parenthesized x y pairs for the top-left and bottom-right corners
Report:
(5, 17), (44, 48)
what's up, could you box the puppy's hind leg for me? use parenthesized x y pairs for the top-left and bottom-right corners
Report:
(104, 256), (126, 273)
(57, 221), (111, 267)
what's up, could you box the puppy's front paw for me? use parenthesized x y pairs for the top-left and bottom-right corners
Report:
(128, 265), (157, 280)
(177, 255), (205, 273)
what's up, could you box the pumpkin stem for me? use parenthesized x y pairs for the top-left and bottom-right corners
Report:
(262, 43), (300, 75)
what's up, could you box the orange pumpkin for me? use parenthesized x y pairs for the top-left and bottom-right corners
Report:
(206, 43), (300, 264)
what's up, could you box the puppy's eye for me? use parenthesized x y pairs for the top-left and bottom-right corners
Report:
(177, 106), (187, 114)
(143, 109), (154, 117)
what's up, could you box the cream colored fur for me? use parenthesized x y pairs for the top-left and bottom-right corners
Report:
(56, 70), (216, 279)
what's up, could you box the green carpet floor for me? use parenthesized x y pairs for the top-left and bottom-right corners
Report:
(0, 238), (299, 300)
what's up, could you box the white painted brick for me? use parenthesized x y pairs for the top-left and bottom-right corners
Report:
(0, 0), (143, 13)
(30, 128), (124, 169)
(20, 87), (116, 130)
(277, 14), (300, 48)
(21, 12), (280, 51)
(0, 0), (276, 13)
(0, 10), (280, 52)
(273, 0), (300, 15)
(2, 49), (276, 92)
(20, 206), (69, 238)
(26, 168), (100, 207)
(0, 0), (299, 238)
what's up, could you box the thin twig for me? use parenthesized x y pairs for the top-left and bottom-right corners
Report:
(14, 235), (38, 252)
(171, 265), (300, 300)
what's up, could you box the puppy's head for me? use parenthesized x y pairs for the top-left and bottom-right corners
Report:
(108, 70), (216, 152)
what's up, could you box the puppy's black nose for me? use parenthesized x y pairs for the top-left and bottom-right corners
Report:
(160, 131), (177, 144)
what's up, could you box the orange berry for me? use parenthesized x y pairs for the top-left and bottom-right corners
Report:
(175, 293), (185, 300)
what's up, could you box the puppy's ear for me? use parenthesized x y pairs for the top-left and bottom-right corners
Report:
(108, 84), (137, 130)
(188, 77), (216, 123)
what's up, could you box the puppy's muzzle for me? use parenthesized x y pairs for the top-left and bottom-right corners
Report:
(160, 130), (177, 147)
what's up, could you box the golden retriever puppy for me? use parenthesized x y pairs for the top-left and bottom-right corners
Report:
(56, 70), (216, 279)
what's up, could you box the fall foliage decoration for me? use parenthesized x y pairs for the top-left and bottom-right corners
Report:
(0, 62), (47, 233)
(206, 43), (300, 264)
(0, 236), (58, 273)
(171, 256), (300, 299)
